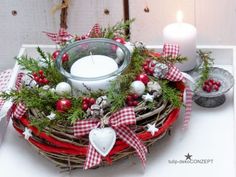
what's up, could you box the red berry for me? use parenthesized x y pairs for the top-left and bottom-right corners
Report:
(209, 79), (214, 84)
(148, 68), (155, 74)
(215, 81), (221, 87)
(131, 93), (139, 99)
(204, 80), (209, 85)
(33, 72), (38, 77)
(34, 76), (39, 81)
(62, 53), (69, 63)
(143, 65), (149, 72)
(126, 95), (133, 102)
(145, 58), (151, 63)
(38, 70), (44, 75)
(52, 50), (60, 61)
(213, 85), (219, 91)
(82, 103), (88, 111)
(127, 101), (133, 106)
(42, 78), (49, 84)
(89, 98), (96, 105)
(38, 78), (43, 84)
(207, 82), (213, 88)
(136, 73), (150, 85)
(151, 62), (156, 67)
(132, 101), (139, 106)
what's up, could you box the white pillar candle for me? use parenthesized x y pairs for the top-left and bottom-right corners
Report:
(70, 54), (118, 91)
(163, 10), (197, 71)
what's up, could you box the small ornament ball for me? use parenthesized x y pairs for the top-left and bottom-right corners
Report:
(136, 73), (150, 85)
(130, 80), (145, 96)
(55, 82), (72, 95)
(52, 50), (69, 63)
(116, 42), (135, 60)
(125, 42), (135, 54)
(56, 98), (72, 112)
(52, 50), (60, 61)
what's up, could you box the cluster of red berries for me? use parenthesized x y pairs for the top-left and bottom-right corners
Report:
(126, 94), (140, 106)
(82, 97), (96, 111)
(33, 70), (49, 85)
(202, 79), (221, 93)
(52, 50), (69, 63)
(142, 58), (155, 75)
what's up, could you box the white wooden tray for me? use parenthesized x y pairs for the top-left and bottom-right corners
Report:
(0, 45), (235, 177)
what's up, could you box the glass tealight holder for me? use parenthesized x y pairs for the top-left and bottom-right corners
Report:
(55, 38), (131, 93)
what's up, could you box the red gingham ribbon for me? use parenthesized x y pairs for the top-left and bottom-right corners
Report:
(87, 23), (102, 38)
(162, 44), (192, 129)
(44, 24), (102, 43)
(13, 72), (27, 119)
(76, 24), (102, 41)
(162, 43), (179, 58)
(74, 107), (147, 169)
(43, 28), (73, 44)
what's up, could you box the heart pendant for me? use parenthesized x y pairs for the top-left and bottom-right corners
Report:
(89, 127), (116, 157)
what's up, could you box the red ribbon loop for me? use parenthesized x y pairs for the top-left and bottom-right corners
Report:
(162, 44), (193, 129)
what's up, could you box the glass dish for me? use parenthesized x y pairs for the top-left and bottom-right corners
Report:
(55, 38), (131, 92)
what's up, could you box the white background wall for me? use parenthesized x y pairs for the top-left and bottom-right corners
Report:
(1, 0), (236, 71)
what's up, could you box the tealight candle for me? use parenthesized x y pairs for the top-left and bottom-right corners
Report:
(163, 10), (197, 71)
(56, 38), (131, 93)
(70, 54), (118, 91)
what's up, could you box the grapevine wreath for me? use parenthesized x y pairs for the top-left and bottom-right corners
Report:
(1, 21), (193, 171)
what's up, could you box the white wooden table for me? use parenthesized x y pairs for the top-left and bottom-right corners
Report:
(0, 45), (235, 177)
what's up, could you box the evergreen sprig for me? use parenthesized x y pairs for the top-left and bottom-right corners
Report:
(152, 55), (187, 64)
(159, 80), (182, 108)
(196, 50), (214, 88)
(102, 19), (135, 39)
(16, 55), (41, 72)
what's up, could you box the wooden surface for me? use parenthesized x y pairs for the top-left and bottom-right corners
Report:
(1, 0), (236, 71)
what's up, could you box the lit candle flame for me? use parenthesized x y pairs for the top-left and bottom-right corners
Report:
(176, 10), (183, 22)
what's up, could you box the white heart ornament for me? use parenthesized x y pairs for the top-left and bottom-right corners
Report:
(89, 127), (116, 157)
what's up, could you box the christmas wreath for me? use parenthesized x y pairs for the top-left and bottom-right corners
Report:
(1, 20), (192, 170)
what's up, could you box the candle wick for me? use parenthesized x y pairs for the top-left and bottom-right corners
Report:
(90, 52), (95, 64)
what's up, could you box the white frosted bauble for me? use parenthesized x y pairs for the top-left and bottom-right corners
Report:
(55, 82), (72, 95)
(116, 47), (124, 60)
(116, 42), (135, 60)
(125, 42), (135, 54)
(130, 81), (145, 96)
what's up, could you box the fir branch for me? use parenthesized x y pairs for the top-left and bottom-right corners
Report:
(159, 80), (182, 108)
(16, 55), (41, 72)
(152, 55), (187, 64)
(37, 46), (47, 60)
(30, 118), (51, 132)
(107, 74), (135, 112)
(102, 19), (135, 39)
(196, 50), (214, 88)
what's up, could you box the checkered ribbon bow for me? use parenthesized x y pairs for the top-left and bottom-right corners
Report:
(0, 71), (27, 119)
(44, 24), (102, 44)
(74, 107), (147, 169)
(162, 44), (193, 129)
